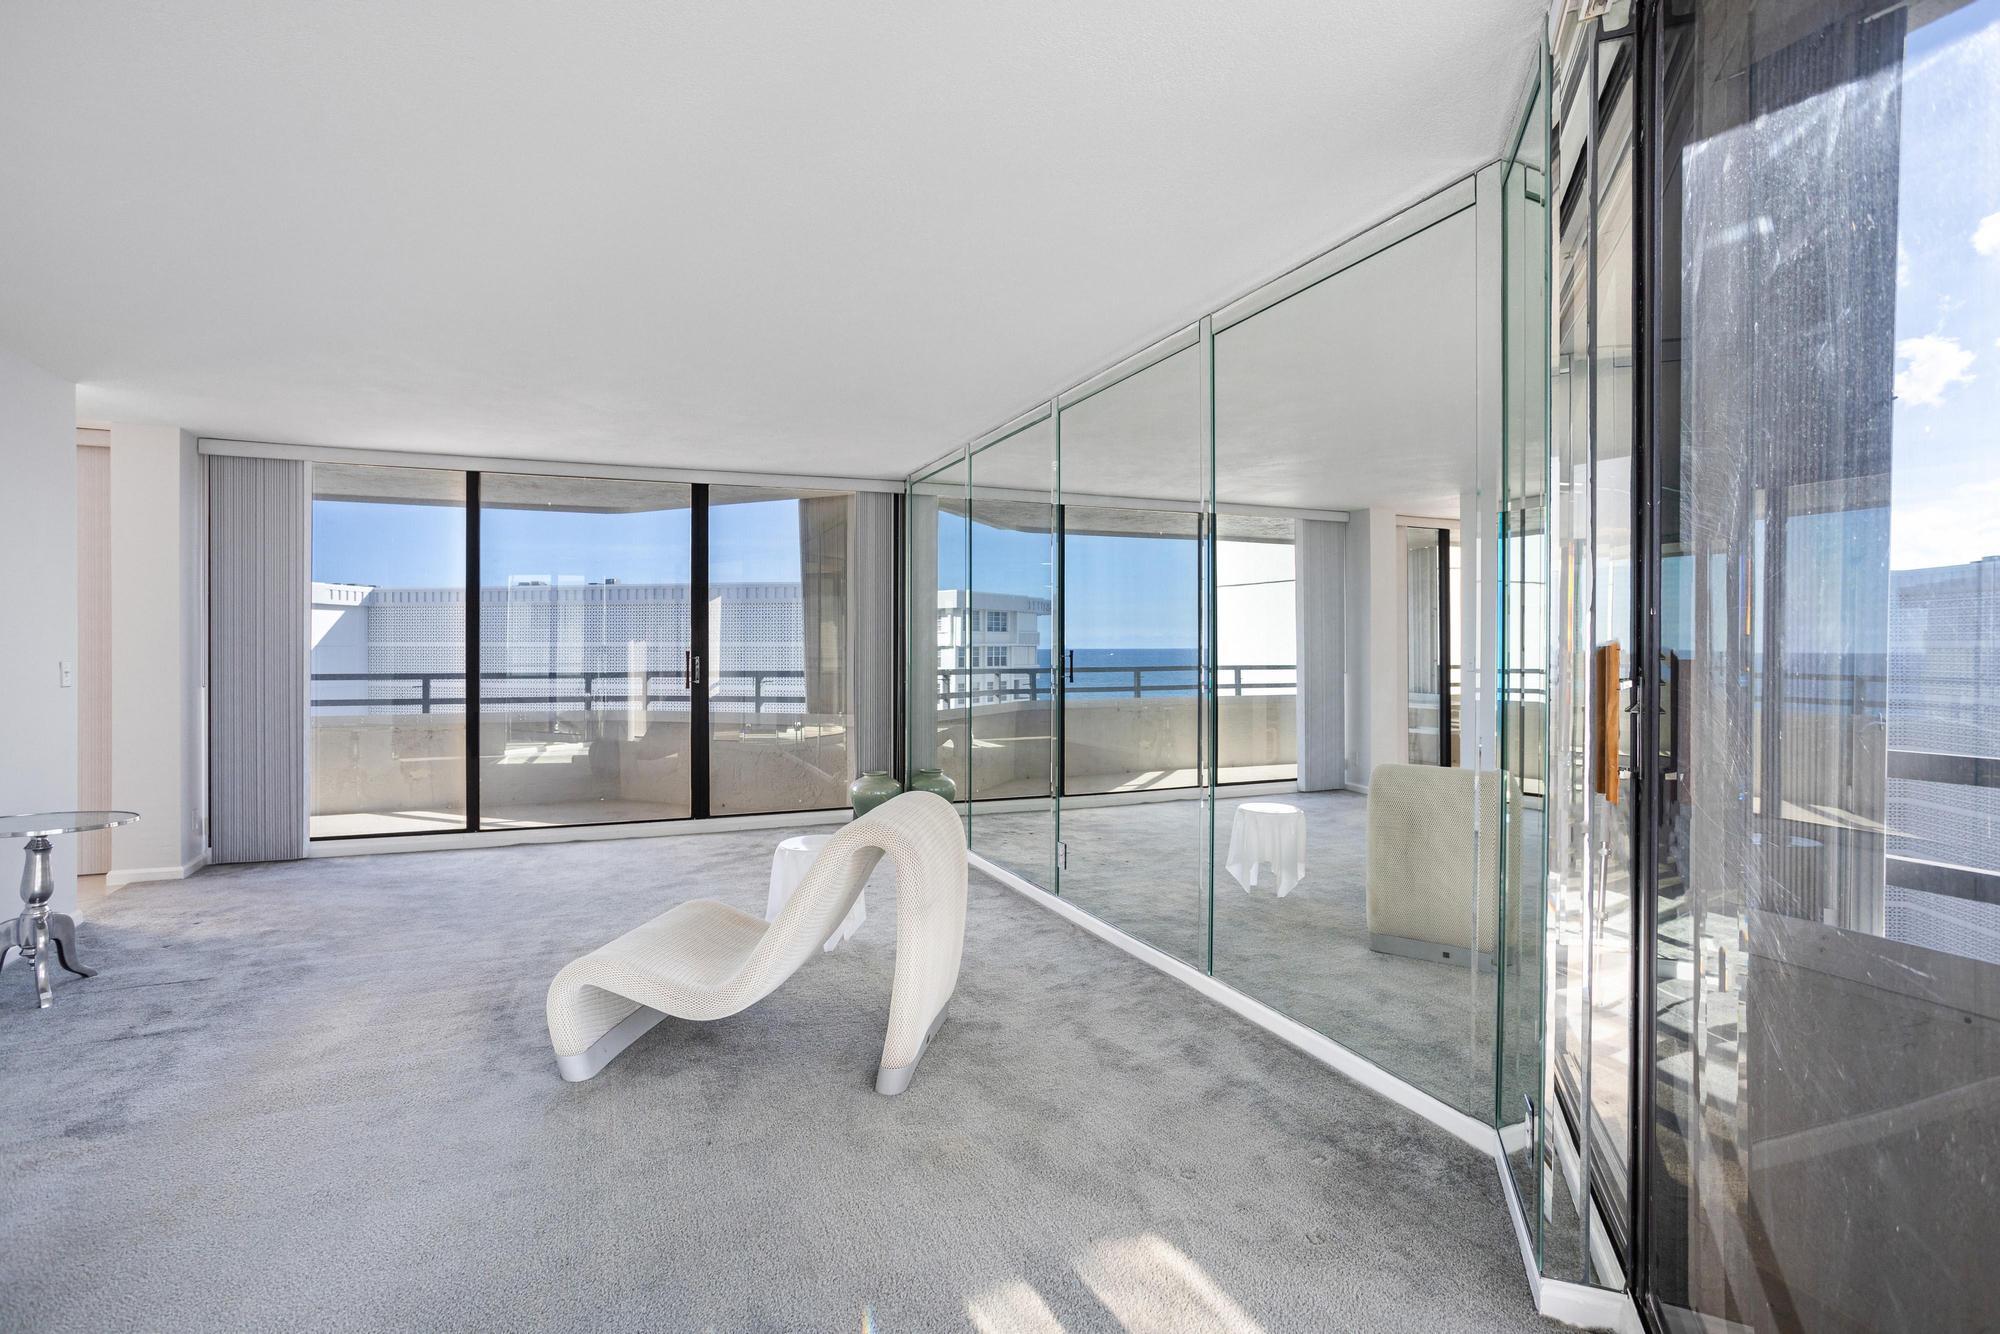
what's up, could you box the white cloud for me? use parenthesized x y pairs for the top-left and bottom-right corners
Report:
(1895, 334), (1976, 406)
(1898, 239), (1911, 287)
(1975, 210), (2000, 257)
(1893, 478), (2000, 570)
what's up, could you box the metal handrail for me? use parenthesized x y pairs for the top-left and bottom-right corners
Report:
(310, 668), (809, 715)
(931, 662), (1297, 705)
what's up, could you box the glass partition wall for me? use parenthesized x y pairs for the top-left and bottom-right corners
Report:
(1495, 40), (1559, 1284)
(1057, 343), (1212, 967)
(912, 173), (1522, 1126)
(966, 415), (1058, 888)
(1209, 199), (1494, 1119)
(904, 49), (1616, 1303)
(906, 453), (971, 829)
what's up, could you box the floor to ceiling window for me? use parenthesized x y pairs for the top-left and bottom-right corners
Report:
(477, 474), (694, 829)
(965, 416), (1058, 889)
(1215, 514), (1299, 785)
(308, 464), (469, 838)
(308, 467), (868, 837)
(707, 485), (856, 817)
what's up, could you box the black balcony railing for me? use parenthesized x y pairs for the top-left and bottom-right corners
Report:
(933, 663), (1297, 706)
(310, 669), (810, 717)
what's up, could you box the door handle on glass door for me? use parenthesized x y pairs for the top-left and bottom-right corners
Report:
(1593, 643), (1622, 805)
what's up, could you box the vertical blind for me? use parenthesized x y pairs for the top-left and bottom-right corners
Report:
(208, 455), (309, 862)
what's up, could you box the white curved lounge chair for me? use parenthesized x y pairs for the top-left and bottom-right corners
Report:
(546, 791), (968, 1094)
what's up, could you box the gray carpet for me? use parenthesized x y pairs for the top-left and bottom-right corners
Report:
(0, 826), (1565, 1332)
(973, 792), (1494, 1116)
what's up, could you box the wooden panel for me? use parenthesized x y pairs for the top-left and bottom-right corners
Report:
(1594, 640), (1620, 806)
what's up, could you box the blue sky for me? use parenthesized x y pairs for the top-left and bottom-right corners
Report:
(317, 494), (1200, 649)
(947, 511), (1200, 650)
(1889, 0), (2000, 571)
(314, 495), (803, 587)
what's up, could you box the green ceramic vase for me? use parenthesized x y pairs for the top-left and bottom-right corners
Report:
(906, 767), (957, 802)
(848, 770), (902, 818)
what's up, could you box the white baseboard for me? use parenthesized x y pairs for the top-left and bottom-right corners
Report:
(1491, 1098), (1642, 1332)
(1538, 1278), (1644, 1333)
(973, 847), (1646, 1329)
(967, 850), (1494, 1152)
(106, 849), (210, 890)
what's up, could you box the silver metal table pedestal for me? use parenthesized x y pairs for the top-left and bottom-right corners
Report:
(0, 809), (138, 1008)
(1, 836), (94, 1008)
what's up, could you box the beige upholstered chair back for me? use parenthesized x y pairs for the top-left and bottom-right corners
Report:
(1365, 764), (1517, 960)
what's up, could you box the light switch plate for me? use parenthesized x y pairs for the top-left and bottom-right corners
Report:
(58, 659), (73, 688)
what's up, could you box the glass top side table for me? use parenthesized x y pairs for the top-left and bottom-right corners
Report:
(1, 810), (138, 1008)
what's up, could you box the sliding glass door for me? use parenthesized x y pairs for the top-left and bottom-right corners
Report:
(708, 486), (855, 816)
(1403, 524), (1458, 766)
(1214, 514), (1299, 786)
(309, 465), (469, 838)
(311, 467), (864, 837)
(476, 474), (694, 829)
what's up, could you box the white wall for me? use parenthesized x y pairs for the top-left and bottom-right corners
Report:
(108, 424), (205, 884)
(1342, 509), (1372, 786)
(0, 348), (80, 915)
(1366, 506), (1410, 782)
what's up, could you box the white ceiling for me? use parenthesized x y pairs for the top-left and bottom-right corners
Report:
(0, 1), (1541, 480)
(1213, 207), (1478, 515)
(958, 210), (1479, 516)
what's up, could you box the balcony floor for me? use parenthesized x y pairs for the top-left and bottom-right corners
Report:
(1, 827), (1555, 1332)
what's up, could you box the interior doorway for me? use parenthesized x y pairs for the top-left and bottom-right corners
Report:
(76, 428), (112, 878)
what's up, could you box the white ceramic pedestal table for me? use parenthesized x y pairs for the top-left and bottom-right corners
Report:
(1225, 802), (1307, 896)
(766, 833), (867, 950)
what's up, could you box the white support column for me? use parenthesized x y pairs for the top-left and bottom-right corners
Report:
(0, 347), (81, 917)
(1467, 159), (1506, 776)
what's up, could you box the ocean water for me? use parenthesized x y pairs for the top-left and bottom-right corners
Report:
(1037, 647), (1200, 696)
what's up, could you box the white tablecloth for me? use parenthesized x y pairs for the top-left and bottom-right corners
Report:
(765, 834), (866, 951)
(1225, 802), (1307, 896)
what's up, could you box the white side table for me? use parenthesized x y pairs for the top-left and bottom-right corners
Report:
(1225, 802), (1307, 896)
(765, 834), (867, 951)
